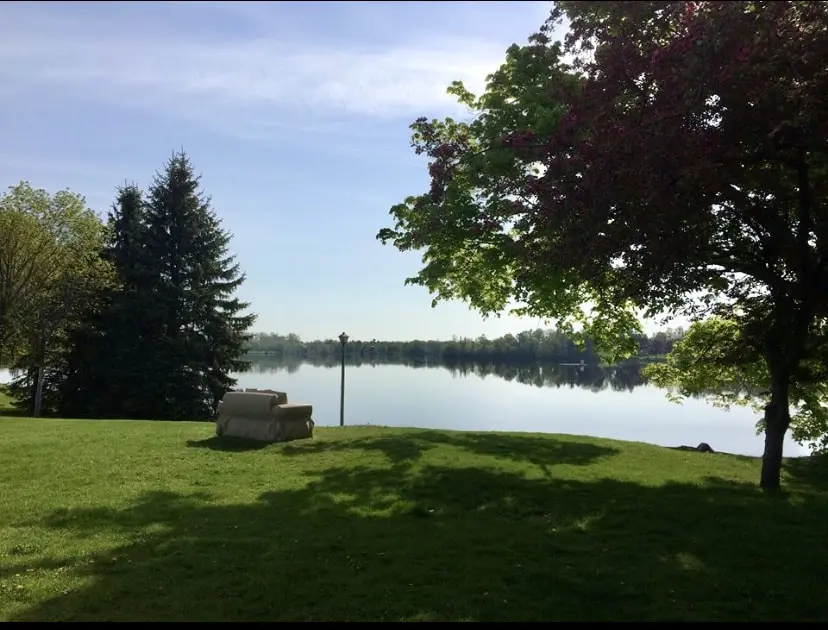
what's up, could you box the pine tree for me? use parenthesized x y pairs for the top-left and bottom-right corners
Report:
(104, 184), (171, 418)
(139, 151), (256, 420)
(59, 153), (254, 420)
(105, 184), (149, 290)
(59, 184), (159, 418)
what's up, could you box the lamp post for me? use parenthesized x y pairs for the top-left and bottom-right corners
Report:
(338, 332), (349, 427)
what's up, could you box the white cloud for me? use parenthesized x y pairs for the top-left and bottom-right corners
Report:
(0, 6), (513, 138)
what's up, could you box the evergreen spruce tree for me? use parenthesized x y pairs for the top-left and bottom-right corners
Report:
(106, 184), (149, 289)
(103, 184), (170, 419)
(139, 151), (256, 420)
(59, 152), (254, 420)
(59, 185), (156, 418)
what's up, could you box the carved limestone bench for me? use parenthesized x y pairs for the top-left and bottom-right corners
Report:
(216, 388), (314, 443)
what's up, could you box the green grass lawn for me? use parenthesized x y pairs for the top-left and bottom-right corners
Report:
(1, 415), (826, 622)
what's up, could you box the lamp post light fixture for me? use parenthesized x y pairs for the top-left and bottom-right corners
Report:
(338, 332), (349, 427)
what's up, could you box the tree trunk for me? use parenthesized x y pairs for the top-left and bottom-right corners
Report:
(0, 318), (5, 365)
(33, 364), (44, 418)
(759, 362), (791, 493)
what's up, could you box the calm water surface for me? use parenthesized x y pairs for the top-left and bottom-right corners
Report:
(236, 359), (807, 457)
(0, 360), (808, 457)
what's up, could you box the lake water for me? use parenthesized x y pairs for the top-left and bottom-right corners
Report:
(0, 360), (809, 457)
(237, 358), (809, 457)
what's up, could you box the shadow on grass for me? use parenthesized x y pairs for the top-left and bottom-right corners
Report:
(784, 452), (828, 490)
(185, 429), (620, 473)
(0, 407), (27, 417)
(185, 436), (272, 452)
(279, 430), (620, 473)
(7, 446), (828, 622)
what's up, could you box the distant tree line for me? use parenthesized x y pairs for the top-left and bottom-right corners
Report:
(244, 328), (687, 365)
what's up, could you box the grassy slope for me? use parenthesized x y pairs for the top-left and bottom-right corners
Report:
(0, 417), (826, 622)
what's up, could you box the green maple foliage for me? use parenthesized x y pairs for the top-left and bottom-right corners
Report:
(378, 32), (642, 360)
(644, 318), (828, 454)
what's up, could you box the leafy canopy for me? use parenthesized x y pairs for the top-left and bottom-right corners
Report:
(644, 318), (828, 453)
(378, 0), (828, 368)
(0, 182), (111, 363)
(377, 34), (641, 360)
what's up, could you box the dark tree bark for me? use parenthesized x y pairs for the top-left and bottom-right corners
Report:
(760, 362), (791, 493)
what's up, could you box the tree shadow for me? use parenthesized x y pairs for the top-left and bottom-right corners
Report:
(185, 436), (272, 452)
(279, 433), (436, 466)
(0, 407), (27, 417)
(783, 453), (828, 490)
(417, 431), (619, 475)
(279, 429), (621, 475)
(7, 458), (828, 621)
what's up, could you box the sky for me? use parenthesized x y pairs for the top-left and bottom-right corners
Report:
(0, 0), (686, 342)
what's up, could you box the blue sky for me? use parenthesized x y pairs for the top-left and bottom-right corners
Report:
(0, 1), (683, 341)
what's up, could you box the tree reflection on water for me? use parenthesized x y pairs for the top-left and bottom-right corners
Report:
(243, 356), (646, 393)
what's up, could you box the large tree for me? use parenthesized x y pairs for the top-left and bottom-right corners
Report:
(1, 183), (112, 414)
(58, 185), (161, 419)
(377, 1), (828, 491)
(142, 152), (256, 419)
(61, 152), (256, 421)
